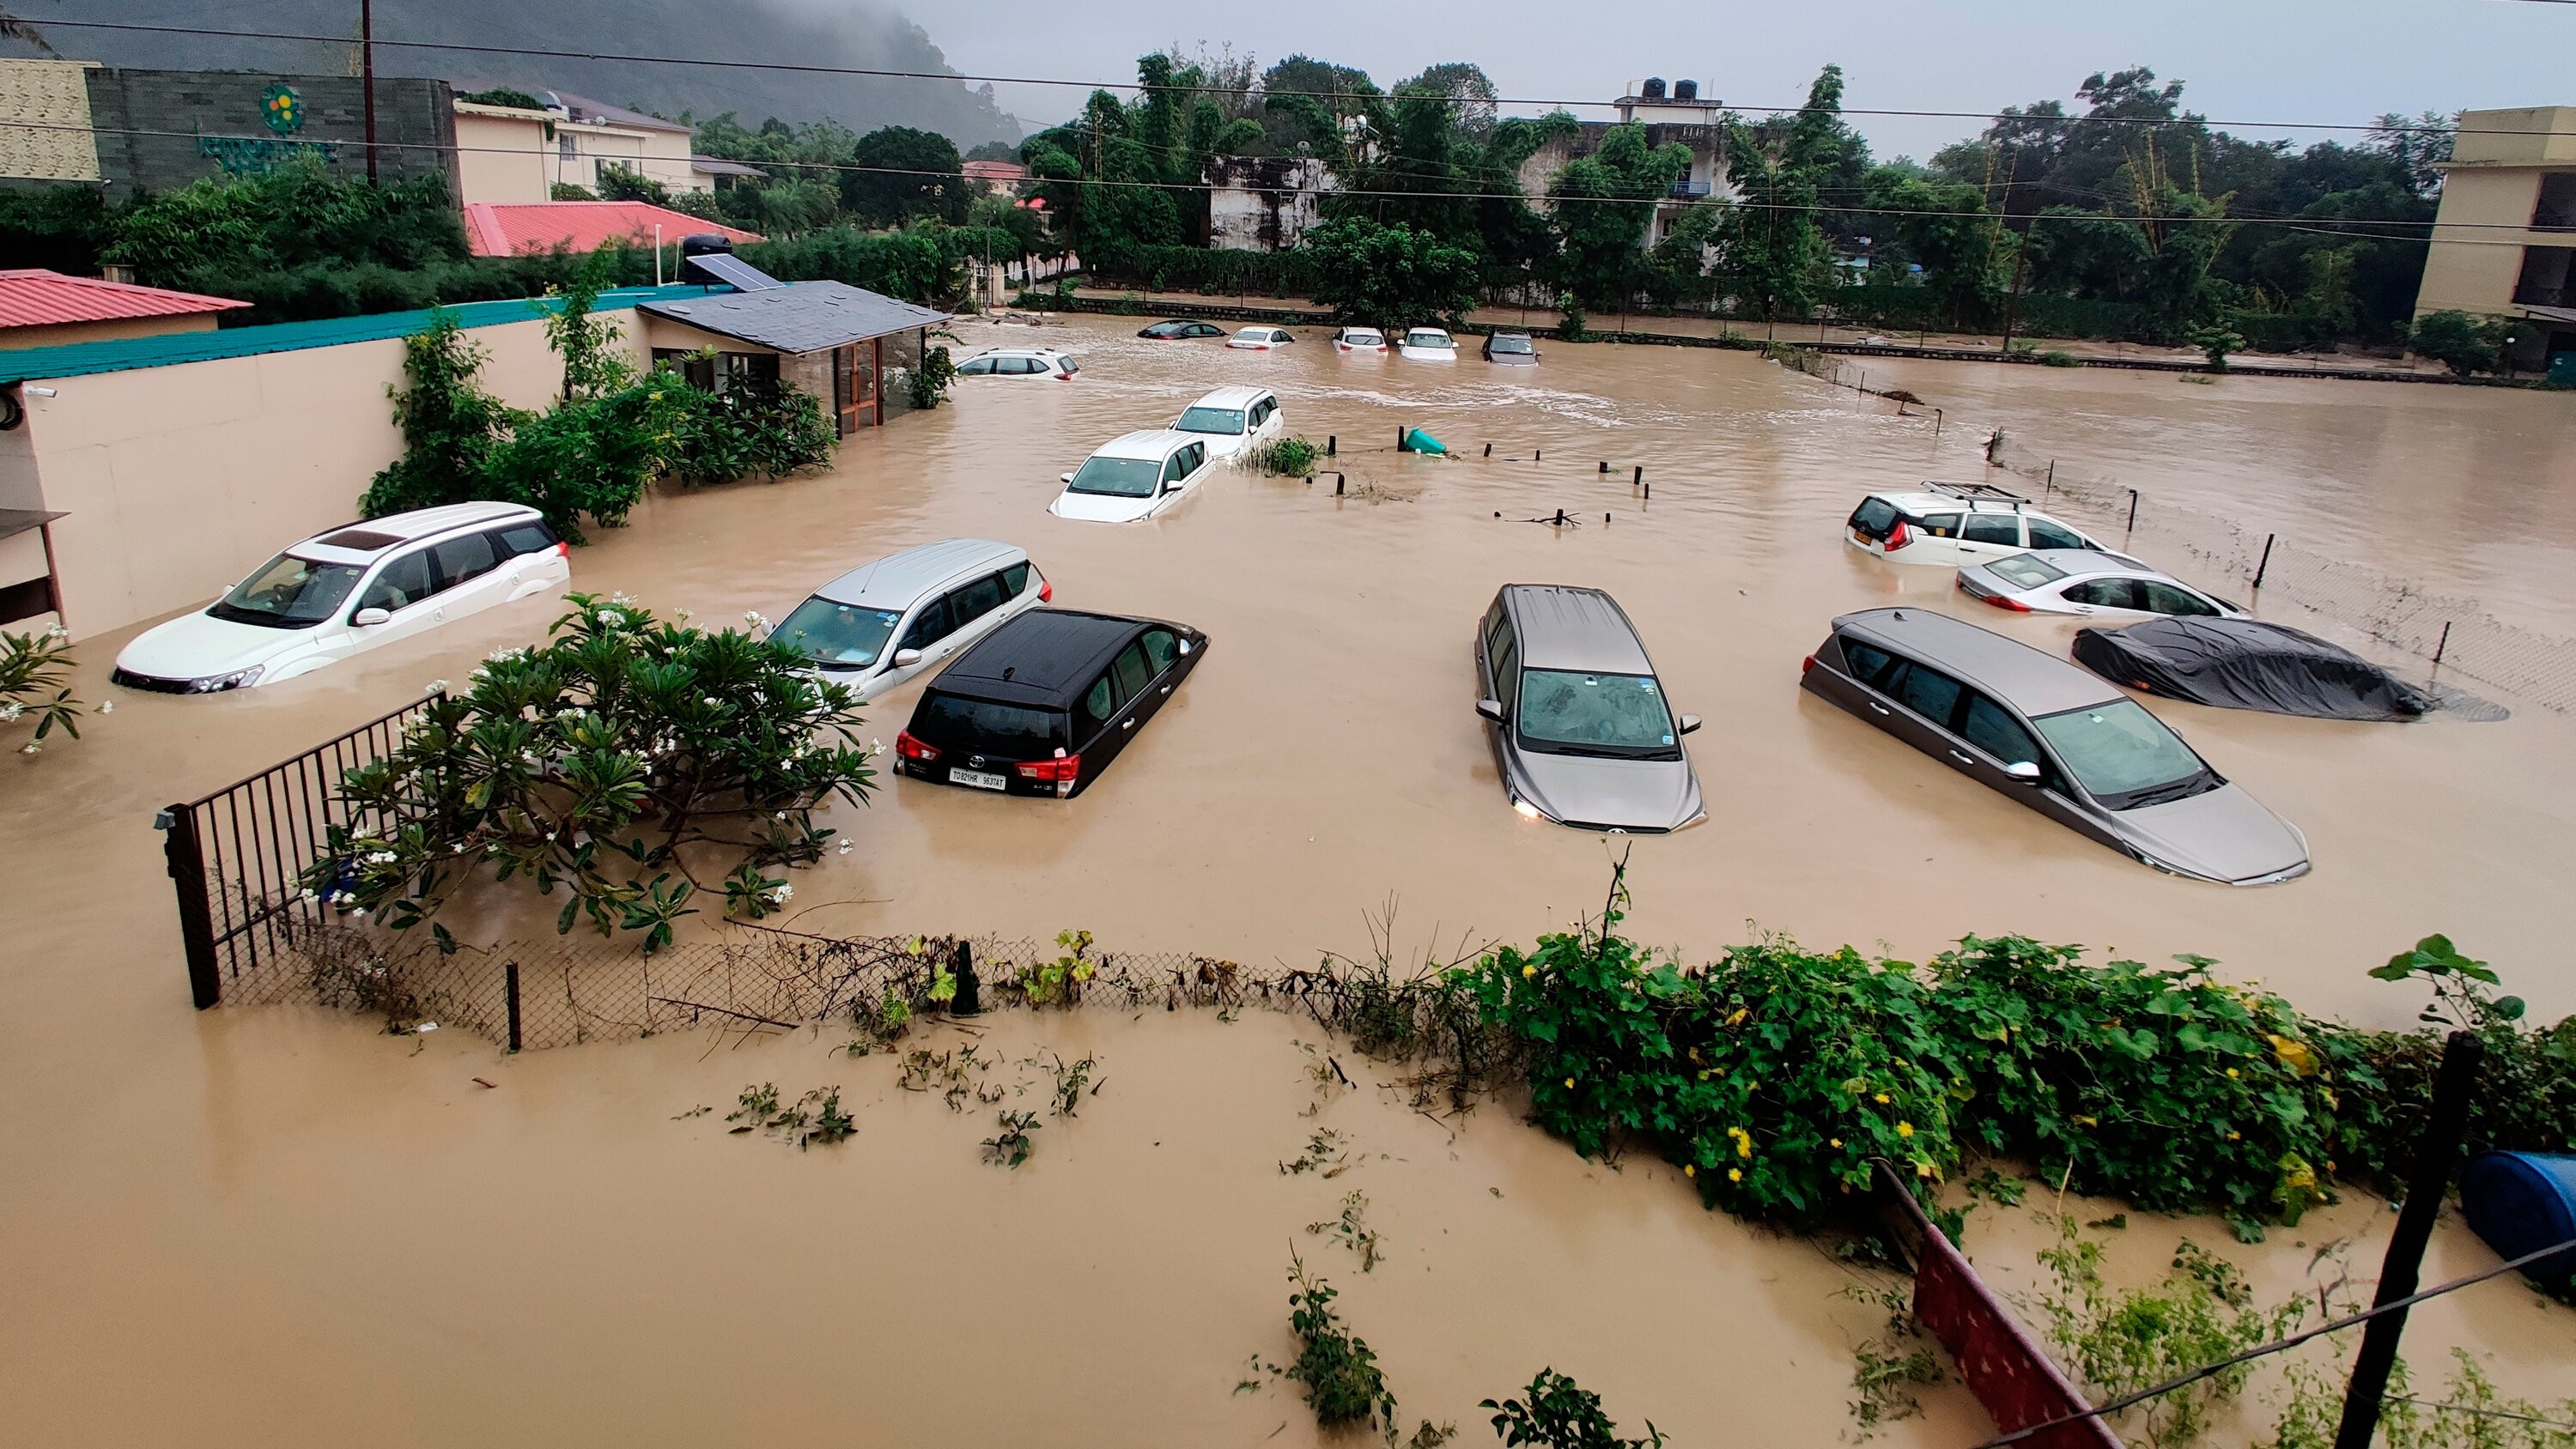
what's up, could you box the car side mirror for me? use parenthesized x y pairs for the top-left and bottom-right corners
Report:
(352, 607), (391, 627)
(1678, 713), (1701, 736)
(1059, 472), (1075, 486)
(1476, 698), (1506, 724)
(892, 648), (924, 668)
(2004, 761), (2043, 783)
(1177, 638), (1192, 656)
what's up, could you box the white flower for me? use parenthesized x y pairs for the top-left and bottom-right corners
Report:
(0, 701), (22, 723)
(610, 591), (637, 606)
(426, 680), (449, 694)
(486, 648), (518, 664)
(744, 610), (770, 632)
(43, 622), (67, 640)
(767, 883), (793, 904)
(703, 696), (721, 707)
(94, 699), (112, 715)
(835, 839), (854, 855)
(868, 737), (884, 757)
(674, 607), (693, 621)
(774, 811), (787, 821)
(17, 743), (36, 755)
(598, 609), (626, 628)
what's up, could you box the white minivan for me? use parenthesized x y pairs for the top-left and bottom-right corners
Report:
(1048, 431), (1215, 524)
(769, 539), (1049, 700)
(1170, 385), (1284, 460)
(112, 502), (569, 693)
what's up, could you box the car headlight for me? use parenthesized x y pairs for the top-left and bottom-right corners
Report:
(190, 664), (264, 693)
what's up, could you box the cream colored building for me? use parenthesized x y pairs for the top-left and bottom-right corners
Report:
(0, 59), (102, 183)
(2416, 106), (2576, 366)
(452, 92), (727, 206)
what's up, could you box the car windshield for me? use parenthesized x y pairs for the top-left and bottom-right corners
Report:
(1490, 336), (1534, 354)
(209, 551), (366, 629)
(773, 596), (902, 669)
(1989, 555), (2069, 589)
(1066, 455), (1165, 497)
(1516, 670), (1680, 759)
(914, 694), (1064, 755)
(2031, 698), (2214, 808)
(1345, 330), (1382, 344)
(1406, 331), (1452, 347)
(1175, 406), (1247, 435)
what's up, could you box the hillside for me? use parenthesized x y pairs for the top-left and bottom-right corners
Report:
(8, 0), (1017, 146)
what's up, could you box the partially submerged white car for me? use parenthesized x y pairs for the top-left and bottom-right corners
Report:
(1958, 550), (2246, 620)
(1398, 327), (1459, 361)
(1048, 431), (1216, 524)
(1170, 385), (1284, 460)
(1333, 326), (1388, 355)
(112, 502), (568, 693)
(770, 538), (1049, 701)
(1228, 325), (1297, 350)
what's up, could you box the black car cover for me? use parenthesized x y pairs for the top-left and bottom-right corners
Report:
(2071, 617), (2432, 721)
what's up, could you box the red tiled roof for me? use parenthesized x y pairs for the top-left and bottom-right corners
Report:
(461, 203), (762, 259)
(0, 270), (247, 330)
(963, 160), (1029, 184)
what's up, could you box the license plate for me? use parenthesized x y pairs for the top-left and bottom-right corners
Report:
(948, 767), (1008, 791)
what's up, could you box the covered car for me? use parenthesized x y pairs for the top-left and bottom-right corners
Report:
(2072, 616), (2430, 722)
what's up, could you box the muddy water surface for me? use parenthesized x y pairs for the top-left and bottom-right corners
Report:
(4, 316), (2573, 1444)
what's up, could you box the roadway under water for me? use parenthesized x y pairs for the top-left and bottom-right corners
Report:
(3, 315), (2570, 1445)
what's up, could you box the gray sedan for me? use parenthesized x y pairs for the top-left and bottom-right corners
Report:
(1800, 607), (2308, 884)
(1475, 585), (1704, 832)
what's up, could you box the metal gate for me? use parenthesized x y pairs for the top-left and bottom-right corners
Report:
(159, 694), (441, 1008)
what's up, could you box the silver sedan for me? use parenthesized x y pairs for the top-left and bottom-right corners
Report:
(1957, 549), (2245, 620)
(1474, 585), (1704, 832)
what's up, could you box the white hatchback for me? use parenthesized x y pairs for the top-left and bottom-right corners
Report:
(1844, 483), (2105, 567)
(1048, 431), (1216, 524)
(1333, 327), (1388, 354)
(1399, 327), (1458, 361)
(769, 539), (1049, 700)
(1228, 325), (1297, 350)
(1171, 385), (1284, 460)
(956, 348), (1077, 380)
(111, 502), (569, 693)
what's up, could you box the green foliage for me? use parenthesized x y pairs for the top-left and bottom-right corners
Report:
(481, 380), (690, 541)
(1546, 123), (1693, 310)
(842, 124), (969, 226)
(2033, 1219), (2299, 1446)
(2037, 349), (2081, 367)
(1241, 435), (1321, 476)
(543, 252), (635, 401)
(594, 165), (668, 206)
(550, 182), (597, 201)
(1018, 929), (1098, 1007)
(1304, 1190), (1382, 1271)
(1284, 1252), (1397, 1433)
(2409, 310), (2513, 377)
(103, 160), (470, 291)
(661, 372), (836, 487)
(0, 184), (111, 276)
(359, 312), (519, 519)
(906, 343), (956, 409)
(1481, 1368), (1665, 1449)
(2186, 323), (2247, 371)
(1304, 215), (1482, 334)
(982, 1108), (1039, 1167)
(0, 623), (88, 752)
(304, 593), (876, 954)
(459, 88), (544, 109)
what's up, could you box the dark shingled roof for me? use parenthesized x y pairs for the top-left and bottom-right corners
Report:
(638, 282), (950, 354)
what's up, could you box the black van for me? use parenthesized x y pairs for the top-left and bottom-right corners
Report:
(894, 609), (1208, 797)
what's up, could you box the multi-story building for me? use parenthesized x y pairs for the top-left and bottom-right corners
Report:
(1515, 77), (1734, 250)
(451, 92), (750, 205)
(2415, 105), (2576, 369)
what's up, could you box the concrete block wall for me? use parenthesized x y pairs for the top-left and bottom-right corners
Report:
(84, 69), (458, 200)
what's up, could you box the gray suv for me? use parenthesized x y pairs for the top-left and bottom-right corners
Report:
(1476, 585), (1704, 832)
(1800, 608), (2309, 885)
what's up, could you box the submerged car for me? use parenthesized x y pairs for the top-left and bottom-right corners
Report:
(1800, 607), (2308, 884)
(1228, 325), (1296, 350)
(1048, 430), (1215, 524)
(1845, 483), (2105, 567)
(1333, 327), (1388, 354)
(1482, 332), (1539, 364)
(1957, 549), (2244, 619)
(769, 539), (1049, 702)
(895, 609), (1208, 798)
(2073, 616), (2433, 722)
(1474, 585), (1704, 833)
(112, 502), (568, 693)
(1398, 327), (1458, 361)
(1171, 385), (1284, 460)
(1138, 319), (1225, 340)
(955, 348), (1077, 379)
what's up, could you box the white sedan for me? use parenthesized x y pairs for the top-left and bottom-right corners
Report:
(1956, 549), (2246, 619)
(111, 502), (569, 693)
(1398, 327), (1458, 361)
(1332, 327), (1388, 355)
(1228, 325), (1297, 350)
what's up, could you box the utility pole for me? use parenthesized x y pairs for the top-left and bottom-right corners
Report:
(359, 0), (378, 181)
(1998, 225), (2031, 352)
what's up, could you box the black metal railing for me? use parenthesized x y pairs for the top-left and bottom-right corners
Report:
(160, 693), (441, 1008)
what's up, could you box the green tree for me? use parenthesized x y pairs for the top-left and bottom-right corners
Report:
(1545, 122), (1692, 313)
(1863, 170), (2008, 326)
(1302, 215), (1480, 335)
(842, 125), (968, 227)
(360, 312), (521, 518)
(2408, 309), (2510, 376)
(1713, 66), (1850, 321)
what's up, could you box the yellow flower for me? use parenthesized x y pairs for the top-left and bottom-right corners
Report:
(1896, 1121), (1915, 1138)
(2073, 1114), (2098, 1127)
(2227, 1131), (2241, 1141)
(2268, 1034), (2319, 1077)
(1683, 1164), (1695, 1178)
(1725, 1007), (1748, 1026)
(1728, 1167), (1742, 1183)
(1917, 1160), (1935, 1179)
(2227, 1067), (2241, 1079)
(1522, 964), (1537, 979)
(1874, 1093), (1892, 1105)
(1564, 1077), (1576, 1089)
(1830, 1137), (1844, 1148)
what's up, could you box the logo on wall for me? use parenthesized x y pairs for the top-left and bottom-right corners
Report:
(261, 84), (304, 136)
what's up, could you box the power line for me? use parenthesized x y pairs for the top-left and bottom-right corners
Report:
(21, 17), (2508, 138)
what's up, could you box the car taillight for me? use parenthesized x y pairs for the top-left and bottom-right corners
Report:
(1884, 521), (1913, 551)
(1801, 654), (1815, 675)
(554, 541), (571, 557)
(1037, 578), (1053, 603)
(1015, 754), (1080, 782)
(895, 731), (939, 762)
(1982, 593), (2032, 612)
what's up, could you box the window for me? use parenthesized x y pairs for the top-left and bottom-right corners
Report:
(1961, 694), (2044, 771)
(1066, 456), (1162, 497)
(1840, 639), (1899, 689)
(1111, 642), (1152, 701)
(2064, 579), (2144, 610)
(915, 693), (1063, 755)
(1920, 513), (1962, 538)
(2031, 699), (2212, 809)
(1160, 452), (1188, 488)
(2537, 173), (2576, 231)
(1849, 498), (1899, 539)
(430, 531), (501, 590)
(495, 522), (559, 557)
(1001, 561), (1032, 597)
(208, 552), (366, 630)
(1079, 674), (1119, 734)
(1893, 661), (1965, 728)
(774, 597), (902, 668)
(947, 573), (1007, 627)
(654, 349), (716, 392)
(358, 550), (435, 613)
(2026, 518), (2089, 551)
(1990, 555), (2069, 590)
(1059, 355), (1078, 374)
(956, 356), (996, 375)
(1140, 627), (1178, 672)
(1514, 670), (1679, 757)
(2139, 581), (2221, 617)
(1493, 632), (1521, 711)
(1185, 443), (1206, 472)
(898, 596), (952, 651)
(1961, 513), (2023, 545)
(722, 353), (779, 391)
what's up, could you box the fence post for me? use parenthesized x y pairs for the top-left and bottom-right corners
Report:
(1326, 435), (1335, 457)
(1933, 407), (1943, 438)
(2333, 1030), (2484, 1449)
(2046, 458), (2056, 493)
(2253, 533), (2276, 590)
(160, 804), (222, 1009)
(951, 939), (982, 1016)
(504, 961), (522, 1052)
(2433, 621), (2452, 671)
(1631, 464), (1643, 487)
(1599, 460), (1608, 473)
(2125, 488), (2140, 540)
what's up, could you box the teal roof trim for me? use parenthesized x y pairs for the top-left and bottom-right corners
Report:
(0, 285), (722, 385)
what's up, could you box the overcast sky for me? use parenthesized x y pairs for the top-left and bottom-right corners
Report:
(950, 0), (2571, 157)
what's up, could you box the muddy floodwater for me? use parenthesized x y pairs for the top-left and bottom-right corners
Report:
(5, 315), (2574, 1444)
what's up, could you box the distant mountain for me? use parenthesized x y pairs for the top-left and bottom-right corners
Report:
(8, 0), (1017, 145)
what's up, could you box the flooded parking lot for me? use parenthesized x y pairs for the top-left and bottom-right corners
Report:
(5, 314), (2573, 1444)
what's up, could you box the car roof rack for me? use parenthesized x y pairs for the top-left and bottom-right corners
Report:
(1922, 480), (2029, 507)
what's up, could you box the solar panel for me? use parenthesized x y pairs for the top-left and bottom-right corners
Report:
(683, 252), (786, 293)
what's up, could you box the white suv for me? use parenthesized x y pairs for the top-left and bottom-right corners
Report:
(1170, 385), (1283, 459)
(1048, 431), (1215, 524)
(956, 348), (1076, 380)
(1844, 482), (2105, 567)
